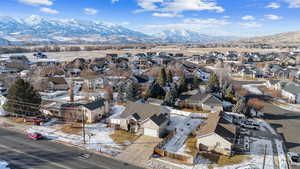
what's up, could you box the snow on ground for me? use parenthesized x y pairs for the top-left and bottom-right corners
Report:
(162, 114), (203, 153)
(257, 119), (277, 135)
(169, 108), (192, 116)
(84, 123), (123, 156)
(151, 137), (275, 169)
(108, 105), (125, 120)
(43, 118), (59, 126)
(275, 139), (288, 169)
(242, 84), (263, 95)
(272, 101), (300, 112)
(27, 122), (122, 156)
(0, 160), (9, 169)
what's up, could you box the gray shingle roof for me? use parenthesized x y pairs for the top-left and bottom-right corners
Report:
(83, 99), (104, 111)
(282, 82), (300, 95)
(120, 102), (170, 121)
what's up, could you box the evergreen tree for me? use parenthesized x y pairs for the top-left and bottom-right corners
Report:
(167, 70), (173, 83)
(164, 90), (176, 106)
(145, 81), (165, 99)
(4, 79), (41, 115)
(222, 80), (229, 95)
(157, 68), (167, 87)
(208, 73), (220, 92)
(179, 73), (188, 93)
(225, 84), (235, 100)
(125, 82), (140, 101)
(192, 76), (201, 90)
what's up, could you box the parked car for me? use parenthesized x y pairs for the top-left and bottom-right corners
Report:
(244, 120), (260, 127)
(26, 132), (43, 140)
(240, 123), (259, 130)
(291, 155), (300, 163)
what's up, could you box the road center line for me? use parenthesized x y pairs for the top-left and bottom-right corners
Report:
(0, 144), (72, 169)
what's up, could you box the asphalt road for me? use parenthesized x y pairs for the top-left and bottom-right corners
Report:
(0, 127), (144, 169)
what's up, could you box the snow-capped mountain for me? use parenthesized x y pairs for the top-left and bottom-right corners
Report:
(0, 15), (235, 45)
(0, 38), (10, 46)
(153, 29), (236, 43)
(0, 15), (151, 45)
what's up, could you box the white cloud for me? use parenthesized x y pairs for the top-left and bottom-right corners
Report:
(152, 12), (181, 17)
(18, 0), (53, 6)
(239, 22), (262, 28)
(264, 14), (282, 20)
(142, 18), (231, 35)
(266, 2), (281, 9)
(284, 0), (300, 8)
(135, 0), (224, 14)
(112, 0), (119, 3)
(40, 7), (59, 14)
(84, 8), (98, 15)
(242, 15), (255, 21)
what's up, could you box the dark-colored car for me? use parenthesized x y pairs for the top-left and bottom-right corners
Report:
(291, 155), (300, 163)
(26, 132), (43, 140)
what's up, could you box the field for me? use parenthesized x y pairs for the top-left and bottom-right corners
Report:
(0, 45), (284, 62)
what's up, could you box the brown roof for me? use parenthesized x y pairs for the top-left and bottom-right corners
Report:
(47, 77), (67, 85)
(196, 112), (220, 136)
(120, 102), (170, 121)
(197, 112), (236, 143)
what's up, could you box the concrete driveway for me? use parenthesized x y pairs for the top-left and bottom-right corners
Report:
(116, 136), (162, 168)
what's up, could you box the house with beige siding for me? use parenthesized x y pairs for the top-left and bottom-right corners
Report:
(112, 102), (170, 138)
(196, 112), (236, 156)
(182, 93), (223, 112)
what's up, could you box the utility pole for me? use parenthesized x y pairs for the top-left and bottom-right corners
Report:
(263, 144), (267, 169)
(82, 108), (86, 144)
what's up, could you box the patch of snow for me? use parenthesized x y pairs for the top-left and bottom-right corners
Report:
(162, 116), (203, 153)
(27, 122), (123, 156)
(242, 84), (262, 95)
(150, 138), (275, 169)
(43, 118), (59, 126)
(273, 102), (300, 112)
(108, 105), (125, 120)
(0, 160), (9, 169)
(169, 108), (191, 117)
(258, 119), (277, 135)
(275, 139), (288, 169)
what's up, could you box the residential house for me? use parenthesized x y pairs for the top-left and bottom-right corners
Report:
(47, 77), (68, 91)
(266, 80), (300, 103)
(266, 80), (281, 90)
(80, 99), (110, 123)
(196, 112), (236, 156)
(281, 82), (300, 103)
(82, 75), (107, 90)
(42, 99), (110, 123)
(182, 93), (223, 112)
(112, 102), (170, 137)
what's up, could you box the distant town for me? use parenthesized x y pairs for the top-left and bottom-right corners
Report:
(0, 44), (299, 169)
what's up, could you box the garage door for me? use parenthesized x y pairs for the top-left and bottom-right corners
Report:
(144, 128), (158, 137)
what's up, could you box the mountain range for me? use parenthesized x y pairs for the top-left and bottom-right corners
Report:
(0, 15), (236, 45)
(241, 30), (300, 44)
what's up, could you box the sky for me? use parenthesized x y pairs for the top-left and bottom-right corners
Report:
(0, 0), (300, 37)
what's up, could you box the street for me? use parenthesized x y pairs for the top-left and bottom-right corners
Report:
(0, 127), (144, 169)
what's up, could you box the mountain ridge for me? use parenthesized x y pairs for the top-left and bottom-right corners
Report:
(0, 15), (242, 45)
